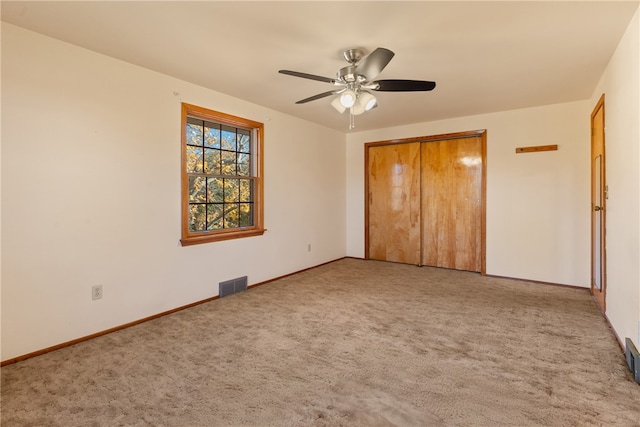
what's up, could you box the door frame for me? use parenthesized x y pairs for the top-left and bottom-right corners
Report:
(590, 94), (606, 312)
(364, 129), (487, 274)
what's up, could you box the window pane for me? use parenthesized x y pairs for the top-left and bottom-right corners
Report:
(224, 179), (240, 202)
(189, 176), (206, 203)
(204, 124), (220, 148)
(207, 177), (224, 203)
(186, 146), (203, 173)
(221, 150), (237, 176)
(239, 179), (253, 202)
(207, 204), (224, 230)
(204, 148), (221, 174)
(238, 130), (251, 153)
(237, 153), (251, 176)
(221, 125), (237, 150)
(239, 203), (253, 227)
(189, 204), (206, 231)
(224, 203), (239, 229)
(186, 122), (203, 146)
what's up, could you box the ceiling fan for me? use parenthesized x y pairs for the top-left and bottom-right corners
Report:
(279, 47), (436, 128)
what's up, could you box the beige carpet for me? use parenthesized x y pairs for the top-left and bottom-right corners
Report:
(2, 258), (639, 426)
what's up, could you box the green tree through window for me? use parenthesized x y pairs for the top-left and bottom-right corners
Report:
(181, 104), (264, 246)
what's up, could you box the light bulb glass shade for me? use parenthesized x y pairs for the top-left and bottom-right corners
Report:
(359, 92), (377, 111)
(340, 90), (356, 108)
(331, 97), (346, 113)
(351, 102), (366, 116)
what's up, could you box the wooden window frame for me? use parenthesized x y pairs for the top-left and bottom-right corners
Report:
(180, 103), (265, 246)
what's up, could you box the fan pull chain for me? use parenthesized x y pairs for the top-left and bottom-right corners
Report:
(349, 110), (355, 130)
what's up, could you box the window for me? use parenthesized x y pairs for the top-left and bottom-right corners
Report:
(181, 103), (264, 246)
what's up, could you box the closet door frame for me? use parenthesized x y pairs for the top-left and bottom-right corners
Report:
(364, 129), (487, 275)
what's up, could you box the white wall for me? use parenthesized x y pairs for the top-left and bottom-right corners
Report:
(347, 100), (592, 287)
(590, 9), (640, 347)
(4, 9), (640, 362)
(1, 24), (346, 361)
(0, 22), (3, 361)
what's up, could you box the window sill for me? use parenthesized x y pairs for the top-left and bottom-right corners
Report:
(180, 228), (266, 246)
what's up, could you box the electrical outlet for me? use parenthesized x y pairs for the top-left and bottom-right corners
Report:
(91, 285), (103, 301)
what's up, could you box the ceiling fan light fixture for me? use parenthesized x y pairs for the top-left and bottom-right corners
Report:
(359, 92), (377, 111)
(340, 90), (356, 108)
(331, 97), (346, 113)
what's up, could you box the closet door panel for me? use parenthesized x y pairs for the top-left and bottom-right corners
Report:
(421, 137), (482, 271)
(367, 143), (421, 264)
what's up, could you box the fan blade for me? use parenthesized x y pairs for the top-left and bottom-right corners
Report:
(355, 47), (395, 80)
(279, 70), (336, 84)
(295, 90), (337, 104)
(373, 79), (436, 92)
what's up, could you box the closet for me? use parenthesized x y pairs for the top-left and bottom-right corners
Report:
(365, 130), (486, 273)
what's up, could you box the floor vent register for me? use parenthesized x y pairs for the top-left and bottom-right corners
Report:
(219, 276), (248, 298)
(625, 338), (640, 384)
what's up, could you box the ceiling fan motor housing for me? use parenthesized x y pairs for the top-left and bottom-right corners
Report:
(338, 65), (366, 83)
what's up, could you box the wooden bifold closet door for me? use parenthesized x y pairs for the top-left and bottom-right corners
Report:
(367, 142), (422, 265)
(366, 132), (485, 273)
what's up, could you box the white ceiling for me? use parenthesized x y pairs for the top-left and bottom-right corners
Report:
(2, 1), (638, 132)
